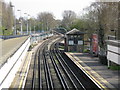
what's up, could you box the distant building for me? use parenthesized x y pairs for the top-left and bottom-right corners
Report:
(65, 28), (84, 52)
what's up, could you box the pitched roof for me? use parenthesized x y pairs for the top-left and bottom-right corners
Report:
(66, 28), (84, 35)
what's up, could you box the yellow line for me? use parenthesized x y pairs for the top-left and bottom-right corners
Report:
(65, 52), (108, 89)
(18, 52), (30, 89)
(72, 54), (115, 89)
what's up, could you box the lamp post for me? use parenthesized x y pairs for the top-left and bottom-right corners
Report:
(34, 26), (36, 34)
(10, 4), (16, 35)
(28, 14), (31, 35)
(17, 10), (23, 35)
(24, 13), (29, 35)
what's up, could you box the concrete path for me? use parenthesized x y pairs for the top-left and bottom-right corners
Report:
(0, 36), (29, 67)
(9, 51), (32, 88)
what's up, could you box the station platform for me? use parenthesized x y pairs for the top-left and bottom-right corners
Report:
(65, 52), (120, 89)
(0, 36), (29, 67)
(9, 51), (32, 88)
(9, 40), (45, 88)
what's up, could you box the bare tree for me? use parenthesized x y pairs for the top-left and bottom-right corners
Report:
(61, 10), (76, 30)
(118, 1), (120, 40)
(37, 12), (56, 31)
(0, 0), (2, 34)
(82, 2), (119, 62)
(1, 1), (14, 35)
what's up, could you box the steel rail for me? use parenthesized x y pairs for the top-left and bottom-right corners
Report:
(36, 42), (48, 89)
(51, 40), (85, 89)
(51, 43), (76, 89)
(42, 48), (54, 89)
(32, 44), (40, 89)
(32, 37), (55, 89)
(38, 48), (42, 89)
(55, 42), (101, 89)
(30, 36), (101, 89)
(54, 49), (82, 89)
(49, 47), (69, 89)
(55, 48), (86, 89)
(37, 36), (60, 89)
(25, 35), (61, 89)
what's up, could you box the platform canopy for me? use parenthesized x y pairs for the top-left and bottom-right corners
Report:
(66, 28), (84, 35)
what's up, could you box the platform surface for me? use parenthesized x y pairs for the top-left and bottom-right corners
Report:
(0, 36), (29, 67)
(9, 40), (45, 89)
(65, 52), (120, 89)
(9, 51), (32, 89)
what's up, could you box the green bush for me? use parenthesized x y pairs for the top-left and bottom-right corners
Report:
(83, 49), (89, 53)
(4, 30), (13, 35)
(109, 66), (120, 70)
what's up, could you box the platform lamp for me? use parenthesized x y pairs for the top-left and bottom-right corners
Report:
(10, 4), (16, 35)
(28, 14), (31, 35)
(24, 13), (29, 35)
(17, 10), (23, 35)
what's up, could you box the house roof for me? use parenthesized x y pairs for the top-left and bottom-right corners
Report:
(66, 28), (84, 35)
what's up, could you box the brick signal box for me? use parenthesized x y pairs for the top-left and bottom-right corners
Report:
(65, 28), (84, 52)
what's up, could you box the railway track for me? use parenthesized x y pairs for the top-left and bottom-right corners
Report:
(53, 43), (101, 89)
(50, 40), (87, 89)
(25, 35), (101, 89)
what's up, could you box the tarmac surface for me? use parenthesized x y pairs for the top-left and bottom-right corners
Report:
(65, 52), (120, 89)
(0, 36), (29, 67)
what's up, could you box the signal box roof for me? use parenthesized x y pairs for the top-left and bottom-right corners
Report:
(66, 28), (84, 35)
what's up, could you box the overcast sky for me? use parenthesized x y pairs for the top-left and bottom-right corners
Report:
(5, 0), (94, 20)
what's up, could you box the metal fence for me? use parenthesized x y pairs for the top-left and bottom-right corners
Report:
(0, 35), (28, 40)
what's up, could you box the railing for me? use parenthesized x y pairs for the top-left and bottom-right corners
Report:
(107, 35), (116, 40)
(107, 40), (120, 67)
(0, 35), (28, 40)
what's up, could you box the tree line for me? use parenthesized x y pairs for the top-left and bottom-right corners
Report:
(0, 0), (119, 40)
(60, 2), (119, 61)
(0, 0), (14, 35)
(0, 1), (119, 61)
(0, 0), (60, 35)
